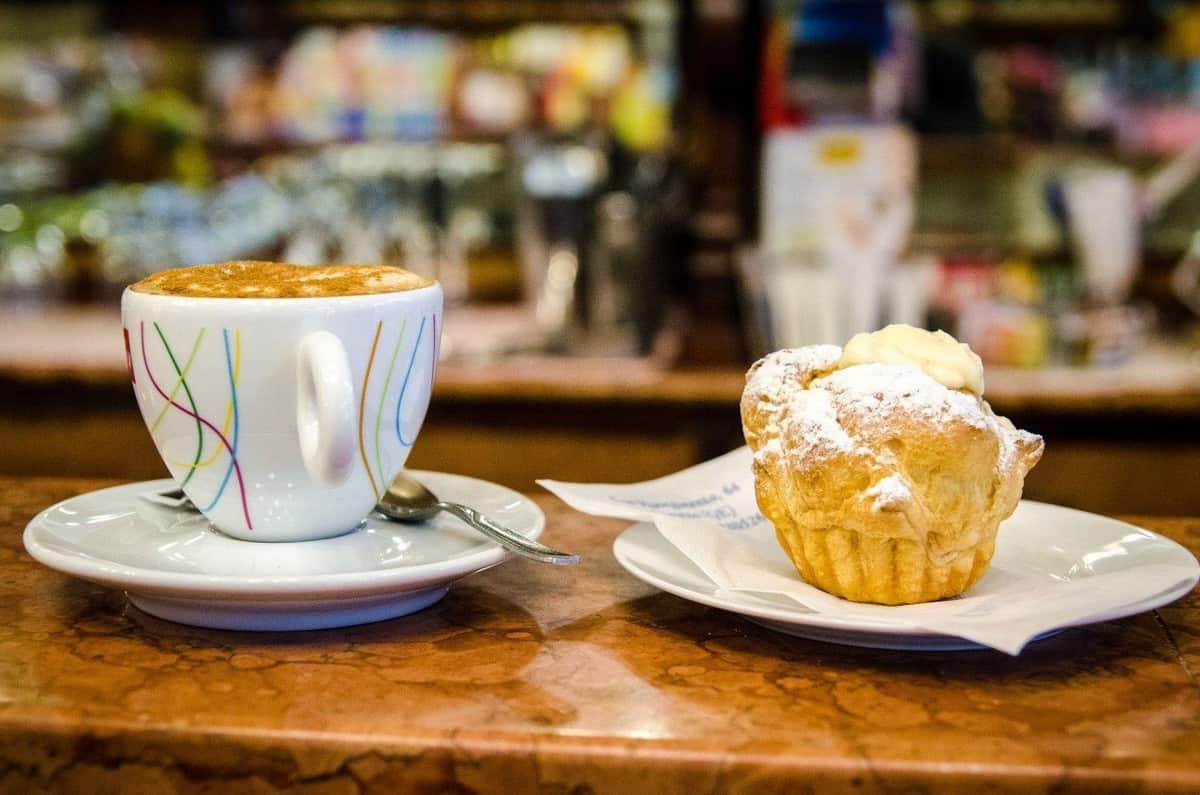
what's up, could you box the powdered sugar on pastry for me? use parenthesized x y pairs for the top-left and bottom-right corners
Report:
(740, 329), (1044, 603)
(864, 473), (911, 510)
(746, 351), (1023, 488)
(745, 350), (993, 480)
(744, 345), (841, 396)
(743, 346), (852, 465)
(742, 344), (1042, 542)
(817, 362), (989, 434)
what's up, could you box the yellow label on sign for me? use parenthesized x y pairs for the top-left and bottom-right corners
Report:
(818, 135), (862, 165)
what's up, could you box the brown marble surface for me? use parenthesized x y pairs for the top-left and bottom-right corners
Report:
(1, 477), (1198, 794)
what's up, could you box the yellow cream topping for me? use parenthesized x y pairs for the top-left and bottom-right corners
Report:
(840, 324), (985, 395)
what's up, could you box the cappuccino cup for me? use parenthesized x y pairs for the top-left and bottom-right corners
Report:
(122, 261), (443, 542)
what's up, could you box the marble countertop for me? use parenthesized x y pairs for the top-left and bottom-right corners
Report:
(2, 476), (1199, 793)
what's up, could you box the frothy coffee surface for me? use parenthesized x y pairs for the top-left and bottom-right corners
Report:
(130, 261), (433, 298)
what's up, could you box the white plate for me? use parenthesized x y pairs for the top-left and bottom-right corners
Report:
(613, 501), (1199, 651)
(24, 471), (544, 631)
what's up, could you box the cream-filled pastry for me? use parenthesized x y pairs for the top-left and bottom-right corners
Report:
(741, 325), (1043, 605)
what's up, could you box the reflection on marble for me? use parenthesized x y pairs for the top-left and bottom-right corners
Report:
(1, 478), (1199, 793)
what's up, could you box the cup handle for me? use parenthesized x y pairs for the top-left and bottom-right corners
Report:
(296, 331), (356, 485)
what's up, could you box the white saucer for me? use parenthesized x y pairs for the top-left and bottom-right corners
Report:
(613, 501), (1199, 652)
(24, 471), (544, 631)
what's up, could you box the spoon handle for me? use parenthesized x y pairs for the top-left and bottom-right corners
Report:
(437, 502), (579, 565)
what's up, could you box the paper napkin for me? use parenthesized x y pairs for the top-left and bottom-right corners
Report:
(538, 447), (1198, 655)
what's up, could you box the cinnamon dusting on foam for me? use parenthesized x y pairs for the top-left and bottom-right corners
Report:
(129, 261), (433, 299)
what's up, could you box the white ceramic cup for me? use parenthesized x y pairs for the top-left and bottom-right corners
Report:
(122, 282), (443, 542)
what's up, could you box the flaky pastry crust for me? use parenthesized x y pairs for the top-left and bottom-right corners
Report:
(741, 346), (1043, 604)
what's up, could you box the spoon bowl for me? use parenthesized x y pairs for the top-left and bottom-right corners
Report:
(377, 472), (579, 565)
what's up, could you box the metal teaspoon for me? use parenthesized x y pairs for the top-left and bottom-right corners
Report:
(375, 473), (579, 566)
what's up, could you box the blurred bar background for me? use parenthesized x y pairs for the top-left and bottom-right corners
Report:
(2, 0), (1200, 513)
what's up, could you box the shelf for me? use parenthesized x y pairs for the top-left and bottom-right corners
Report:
(2, 302), (1200, 416)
